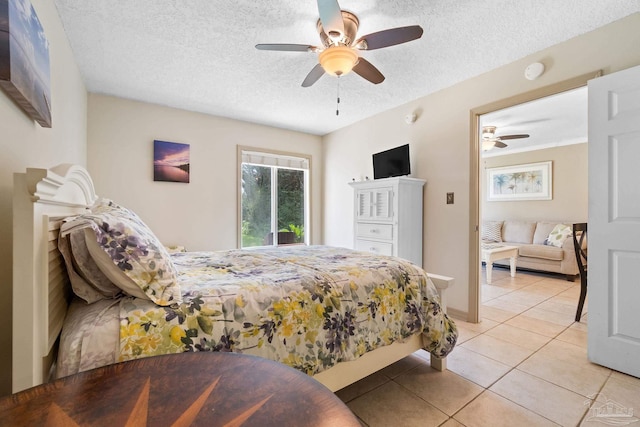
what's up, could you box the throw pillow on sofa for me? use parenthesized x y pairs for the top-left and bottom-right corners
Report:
(544, 224), (572, 247)
(482, 221), (503, 242)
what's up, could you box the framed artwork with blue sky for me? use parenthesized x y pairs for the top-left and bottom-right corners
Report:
(0, 0), (52, 127)
(487, 161), (552, 201)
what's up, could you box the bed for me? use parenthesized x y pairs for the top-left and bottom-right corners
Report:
(12, 164), (457, 394)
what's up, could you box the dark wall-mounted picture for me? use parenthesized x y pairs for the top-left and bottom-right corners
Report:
(0, 0), (52, 127)
(153, 140), (190, 183)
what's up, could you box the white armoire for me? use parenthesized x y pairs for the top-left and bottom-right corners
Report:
(349, 177), (425, 266)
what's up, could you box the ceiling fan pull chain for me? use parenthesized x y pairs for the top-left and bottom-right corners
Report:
(336, 76), (341, 116)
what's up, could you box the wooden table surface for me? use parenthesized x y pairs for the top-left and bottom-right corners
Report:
(0, 352), (360, 426)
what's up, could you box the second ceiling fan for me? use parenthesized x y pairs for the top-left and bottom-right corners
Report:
(255, 0), (424, 87)
(482, 126), (530, 150)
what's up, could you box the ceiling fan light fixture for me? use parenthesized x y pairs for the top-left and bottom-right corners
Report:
(319, 45), (359, 76)
(482, 139), (497, 151)
(482, 126), (496, 139)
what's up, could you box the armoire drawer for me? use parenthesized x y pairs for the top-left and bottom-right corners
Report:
(355, 239), (393, 256)
(355, 223), (393, 240)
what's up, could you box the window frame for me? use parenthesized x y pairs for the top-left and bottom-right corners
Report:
(237, 145), (311, 248)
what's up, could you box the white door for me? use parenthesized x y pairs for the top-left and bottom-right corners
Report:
(588, 64), (640, 377)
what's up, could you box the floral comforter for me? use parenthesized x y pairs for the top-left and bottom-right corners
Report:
(118, 246), (457, 375)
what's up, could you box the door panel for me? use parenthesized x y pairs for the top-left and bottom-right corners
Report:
(610, 132), (640, 220)
(588, 64), (640, 377)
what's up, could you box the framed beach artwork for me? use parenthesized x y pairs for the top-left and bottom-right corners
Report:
(0, 0), (52, 127)
(153, 140), (190, 183)
(487, 161), (552, 201)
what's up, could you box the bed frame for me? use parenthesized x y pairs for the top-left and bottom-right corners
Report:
(12, 164), (452, 394)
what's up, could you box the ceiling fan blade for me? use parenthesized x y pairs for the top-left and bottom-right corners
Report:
(494, 141), (508, 148)
(353, 58), (385, 84)
(301, 63), (326, 87)
(498, 134), (530, 140)
(317, 0), (344, 39)
(256, 44), (316, 52)
(354, 25), (423, 50)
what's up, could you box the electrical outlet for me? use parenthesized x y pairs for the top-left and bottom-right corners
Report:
(446, 192), (454, 204)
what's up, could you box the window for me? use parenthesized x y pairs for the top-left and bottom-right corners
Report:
(239, 148), (310, 248)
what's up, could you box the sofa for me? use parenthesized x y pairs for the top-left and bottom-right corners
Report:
(482, 220), (582, 279)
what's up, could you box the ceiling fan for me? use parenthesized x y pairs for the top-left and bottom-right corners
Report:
(481, 126), (530, 150)
(255, 0), (424, 87)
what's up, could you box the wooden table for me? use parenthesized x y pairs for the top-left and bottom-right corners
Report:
(481, 244), (518, 284)
(0, 352), (360, 426)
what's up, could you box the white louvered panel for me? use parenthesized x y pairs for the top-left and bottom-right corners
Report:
(47, 240), (57, 252)
(48, 273), (69, 351)
(48, 263), (66, 287)
(48, 273), (70, 309)
(47, 220), (70, 353)
(373, 190), (392, 219)
(356, 191), (371, 219)
(48, 219), (64, 231)
(48, 251), (63, 274)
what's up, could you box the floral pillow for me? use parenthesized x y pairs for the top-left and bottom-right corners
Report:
(544, 224), (572, 248)
(62, 203), (181, 306)
(90, 198), (141, 220)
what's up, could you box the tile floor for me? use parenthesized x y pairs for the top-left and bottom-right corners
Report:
(336, 267), (640, 427)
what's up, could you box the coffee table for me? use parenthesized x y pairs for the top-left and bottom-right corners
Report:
(0, 352), (360, 426)
(481, 243), (519, 284)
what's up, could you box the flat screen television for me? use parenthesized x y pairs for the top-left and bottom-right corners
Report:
(373, 144), (411, 179)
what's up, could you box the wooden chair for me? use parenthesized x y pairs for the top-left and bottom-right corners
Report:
(572, 223), (588, 321)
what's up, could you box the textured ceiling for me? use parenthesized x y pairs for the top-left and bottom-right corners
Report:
(53, 1), (639, 136)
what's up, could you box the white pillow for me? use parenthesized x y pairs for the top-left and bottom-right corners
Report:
(544, 224), (572, 247)
(482, 221), (503, 243)
(58, 233), (107, 304)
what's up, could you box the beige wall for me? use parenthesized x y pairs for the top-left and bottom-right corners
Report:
(87, 94), (323, 252)
(481, 144), (588, 223)
(322, 14), (640, 317)
(0, 0), (87, 395)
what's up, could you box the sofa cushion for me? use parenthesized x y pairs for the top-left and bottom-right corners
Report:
(518, 244), (564, 261)
(533, 222), (560, 245)
(502, 221), (536, 244)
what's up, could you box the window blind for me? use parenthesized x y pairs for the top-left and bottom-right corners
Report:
(241, 150), (309, 170)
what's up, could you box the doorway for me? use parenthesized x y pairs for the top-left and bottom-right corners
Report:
(468, 71), (601, 323)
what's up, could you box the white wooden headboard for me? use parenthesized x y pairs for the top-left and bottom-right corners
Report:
(13, 164), (97, 393)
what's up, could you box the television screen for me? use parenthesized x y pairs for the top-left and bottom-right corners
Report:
(373, 144), (411, 179)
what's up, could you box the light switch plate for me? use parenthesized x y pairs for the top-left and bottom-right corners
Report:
(447, 192), (454, 204)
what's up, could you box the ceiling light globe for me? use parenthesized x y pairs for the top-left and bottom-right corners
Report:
(482, 139), (497, 151)
(319, 46), (359, 76)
